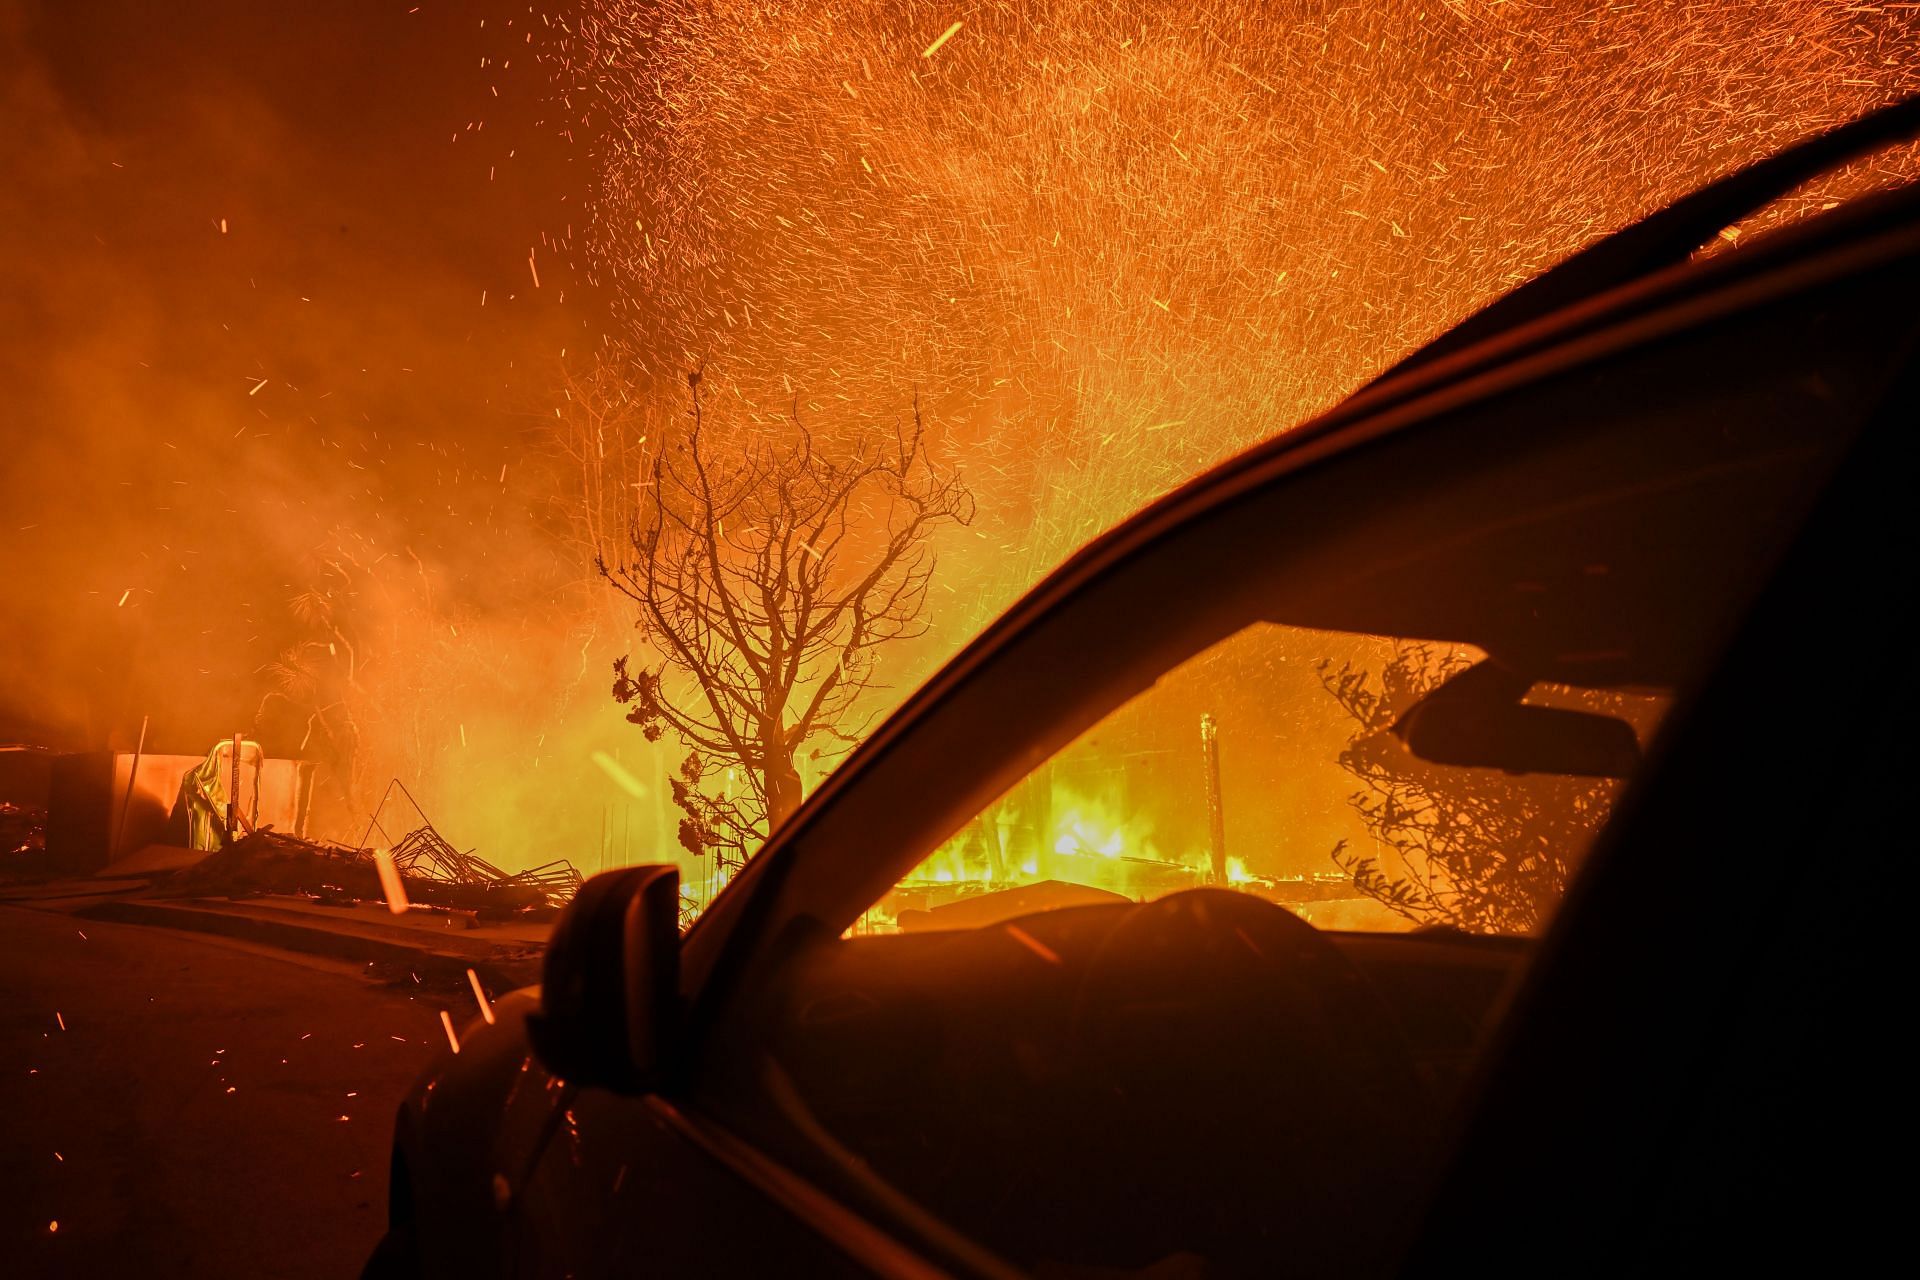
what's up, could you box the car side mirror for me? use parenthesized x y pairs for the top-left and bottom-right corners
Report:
(1392, 659), (1642, 778)
(527, 865), (681, 1092)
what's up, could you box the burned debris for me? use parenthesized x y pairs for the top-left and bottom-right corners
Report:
(5, 735), (581, 918)
(166, 827), (581, 916)
(166, 768), (583, 916)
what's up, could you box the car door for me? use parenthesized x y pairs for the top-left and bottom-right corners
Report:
(507, 1083), (900, 1279)
(658, 183), (1920, 1277)
(504, 177), (1920, 1277)
(1394, 253), (1920, 1280)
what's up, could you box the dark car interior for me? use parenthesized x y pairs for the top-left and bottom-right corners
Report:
(768, 901), (1523, 1278)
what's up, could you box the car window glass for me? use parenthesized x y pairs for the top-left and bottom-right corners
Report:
(861, 623), (1669, 937)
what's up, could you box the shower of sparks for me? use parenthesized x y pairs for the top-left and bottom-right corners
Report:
(545, 0), (1920, 640)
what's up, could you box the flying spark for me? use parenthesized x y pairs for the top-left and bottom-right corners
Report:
(373, 849), (410, 914)
(467, 968), (496, 1025)
(922, 20), (964, 59)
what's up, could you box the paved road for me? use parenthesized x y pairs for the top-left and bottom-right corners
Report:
(0, 904), (458, 1278)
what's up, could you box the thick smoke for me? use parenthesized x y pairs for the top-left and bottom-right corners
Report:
(0, 1), (675, 868)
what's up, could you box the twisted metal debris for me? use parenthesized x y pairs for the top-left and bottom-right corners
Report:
(384, 822), (583, 909)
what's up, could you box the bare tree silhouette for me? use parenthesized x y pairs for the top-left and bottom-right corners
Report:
(603, 370), (974, 877)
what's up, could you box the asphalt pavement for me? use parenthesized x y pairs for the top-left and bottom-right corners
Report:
(0, 904), (465, 1278)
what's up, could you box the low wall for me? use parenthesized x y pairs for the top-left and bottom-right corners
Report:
(45, 750), (313, 874)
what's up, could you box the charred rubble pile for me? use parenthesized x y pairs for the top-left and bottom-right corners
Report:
(2, 800), (47, 862)
(168, 757), (583, 918)
(1, 743), (52, 871)
(167, 825), (582, 917)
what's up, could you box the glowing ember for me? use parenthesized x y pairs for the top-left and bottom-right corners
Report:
(467, 969), (496, 1026)
(921, 21), (965, 60)
(373, 850), (411, 915)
